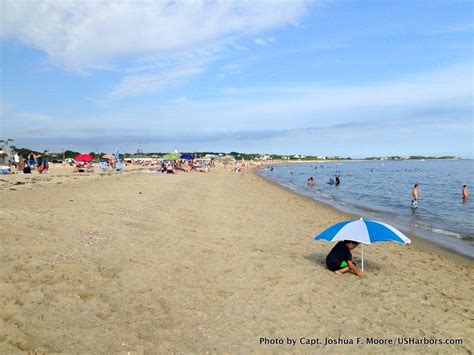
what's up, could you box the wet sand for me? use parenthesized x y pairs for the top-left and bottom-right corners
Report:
(0, 164), (472, 352)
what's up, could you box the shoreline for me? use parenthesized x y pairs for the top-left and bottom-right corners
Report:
(253, 162), (474, 262)
(251, 167), (473, 264)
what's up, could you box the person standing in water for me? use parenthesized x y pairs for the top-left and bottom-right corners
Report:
(462, 185), (468, 201)
(411, 184), (419, 209)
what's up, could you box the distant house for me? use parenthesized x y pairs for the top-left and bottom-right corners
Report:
(0, 148), (13, 166)
(0, 150), (8, 165)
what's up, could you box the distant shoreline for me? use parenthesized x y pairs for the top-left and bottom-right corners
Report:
(260, 158), (463, 163)
(255, 158), (468, 166)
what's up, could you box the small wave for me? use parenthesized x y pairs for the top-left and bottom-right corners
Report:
(431, 228), (463, 239)
(315, 191), (332, 198)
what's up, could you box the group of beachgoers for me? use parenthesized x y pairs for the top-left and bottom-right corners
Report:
(223, 159), (250, 175)
(308, 176), (469, 206)
(148, 159), (215, 174)
(9, 152), (49, 174)
(411, 183), (469, 209)
(5, 150), (219, 175)
(73, 161), (94, 173)
(302, 168), (469, 207)
(306, 174), (341, 186)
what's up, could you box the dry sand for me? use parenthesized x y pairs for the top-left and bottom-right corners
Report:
(0, 164), (473, 353)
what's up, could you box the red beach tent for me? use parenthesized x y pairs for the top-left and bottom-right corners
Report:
(75, 154), (94, 162)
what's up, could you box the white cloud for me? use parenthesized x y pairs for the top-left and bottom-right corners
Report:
(254, 38), (268, 46)
(254, 37), (276, 46)
(217, 62), (245, 79)
(172, 96), (188, 104)
(103, 42), (224, 100)
(152, 62), (473, 132)
(1, 0), (308, 71)
(1, 1), (309, 100)
(16, 113), (55, 124)
(104, 65), (203, 101)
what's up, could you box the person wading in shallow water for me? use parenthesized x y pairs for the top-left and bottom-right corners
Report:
(462, 185), (468, 202)
(411, 183), (419, 209)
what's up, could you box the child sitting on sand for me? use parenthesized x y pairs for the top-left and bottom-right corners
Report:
(326, 240), (364, 277)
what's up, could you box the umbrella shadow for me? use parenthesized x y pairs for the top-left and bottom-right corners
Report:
(352, 258), (383, 271)
(305, 252), (383, 271)
(305, 252), (328, 270)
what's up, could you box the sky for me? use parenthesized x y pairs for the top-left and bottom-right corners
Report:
(1, 0), (473, 158)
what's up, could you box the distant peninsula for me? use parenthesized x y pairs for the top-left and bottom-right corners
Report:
(364, 155), (460, 161)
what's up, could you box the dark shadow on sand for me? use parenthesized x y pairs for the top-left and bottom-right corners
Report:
(305, 252), (383, 271)
(305, 252), (327, 269)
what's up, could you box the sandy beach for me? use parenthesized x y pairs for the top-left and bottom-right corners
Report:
(0, 164), (473, 353)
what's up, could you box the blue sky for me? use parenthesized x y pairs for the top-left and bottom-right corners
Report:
(1, 0), (472, 157)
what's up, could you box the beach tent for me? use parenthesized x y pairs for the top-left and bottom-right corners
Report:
(314, 218), (411, 271)
(162, 153), (179, 160)
(103, 153), (114, 159)
(180, 154), (193, 160)
(75, 154), (94, 162)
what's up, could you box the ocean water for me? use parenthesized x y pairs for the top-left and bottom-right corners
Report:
(257, 160), (474, 258)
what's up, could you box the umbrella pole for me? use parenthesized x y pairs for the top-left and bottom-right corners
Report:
(361, 244), (364, 272)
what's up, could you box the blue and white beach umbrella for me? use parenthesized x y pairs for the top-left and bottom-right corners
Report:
(314, 218), (411, 271)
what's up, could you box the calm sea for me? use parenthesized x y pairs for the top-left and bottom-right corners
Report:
(257, 160), (474, 258)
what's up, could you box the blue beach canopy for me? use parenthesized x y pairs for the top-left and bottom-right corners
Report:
(180, 154), (193, 160)
(314, 218), (411, 271)
(315, 218), (411, 245)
